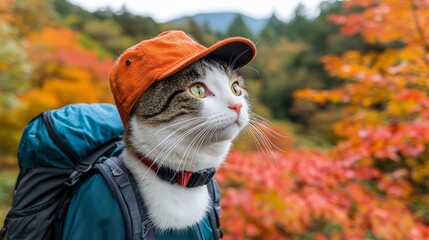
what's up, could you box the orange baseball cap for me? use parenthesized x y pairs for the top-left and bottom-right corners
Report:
(109, 30), (257, 126)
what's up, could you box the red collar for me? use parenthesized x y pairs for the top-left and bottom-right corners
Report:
(135, 153), (216, 188)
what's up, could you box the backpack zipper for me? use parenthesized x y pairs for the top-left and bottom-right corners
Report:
(42, 111), (80, 165)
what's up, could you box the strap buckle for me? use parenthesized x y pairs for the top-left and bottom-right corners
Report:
(141, 219), (152, 239)
(64, 164), (92, 187)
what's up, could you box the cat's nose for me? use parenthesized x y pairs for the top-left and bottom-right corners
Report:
(228, 103), (242, 115)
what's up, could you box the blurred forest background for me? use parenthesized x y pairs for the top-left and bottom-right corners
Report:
(3, 0), (429, 239)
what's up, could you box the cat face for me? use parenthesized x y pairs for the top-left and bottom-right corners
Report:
(129, 59), (249, 142)
(125, 59), (249, 170)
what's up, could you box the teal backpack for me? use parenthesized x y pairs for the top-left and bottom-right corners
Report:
(0, 103), (222, 240)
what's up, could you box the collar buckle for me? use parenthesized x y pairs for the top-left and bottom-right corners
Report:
(185, 168), (216, 188)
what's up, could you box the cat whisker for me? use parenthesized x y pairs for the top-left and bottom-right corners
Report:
(242, 126), (269, 161)
(235, 111), (287, 167)
(176, 124), (206, 172)
(135, 120), (206, 184)
(187, 124), (218, 172)
(179, 126), (207, 170)
(248, 122), (282, 152)
(132, 120), (199, 176)
(229, 46), (254, 70)
(151, 121), (208, 181)
(241, 65), (260, 77)
(249, 112), (289, 140)
(248, 119), (283, 141)
(151, 116), (207, 136)
(157, 123), (214, 186)
(251, 122), (283, 166)
(137, 118), (204, 158)
(178, 123), (213, 173)
(245, 123), (280, 166)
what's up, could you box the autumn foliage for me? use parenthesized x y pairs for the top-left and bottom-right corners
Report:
(298, 0), (429, 207)
(219, 150), (429, 239)
(217, 0), (429, 239)
(24, 27), (114, 112)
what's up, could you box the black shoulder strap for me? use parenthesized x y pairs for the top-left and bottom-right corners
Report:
(54, 139), (123, 240)
(207, 179), (223, 239)
(64, 139), (121, 187)
(97, 156), (155, 240)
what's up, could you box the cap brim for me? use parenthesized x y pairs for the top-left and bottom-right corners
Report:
(158, 37), (256, 80)
(206, 37), (256, 69)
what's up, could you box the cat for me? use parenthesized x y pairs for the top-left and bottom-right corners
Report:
(122, 58), (250, 231)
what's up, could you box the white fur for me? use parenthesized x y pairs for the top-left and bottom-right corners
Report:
(123, 66), (249, 230)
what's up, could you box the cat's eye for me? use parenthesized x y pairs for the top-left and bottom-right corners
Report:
(190, 84), (206, 98)
(231, 82), (242, 96)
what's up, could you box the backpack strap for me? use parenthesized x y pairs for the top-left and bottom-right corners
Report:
(207, 179), (224, 239)
(64, 139), (121, 187)
(97, 156), (155, 240)
(54, 139), (123, 240)
(127, 166), (155, 240)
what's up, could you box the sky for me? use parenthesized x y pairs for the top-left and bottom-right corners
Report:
(68, 0), (325, 22)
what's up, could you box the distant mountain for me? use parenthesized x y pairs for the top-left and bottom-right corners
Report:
(169, 12), (269, 35)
